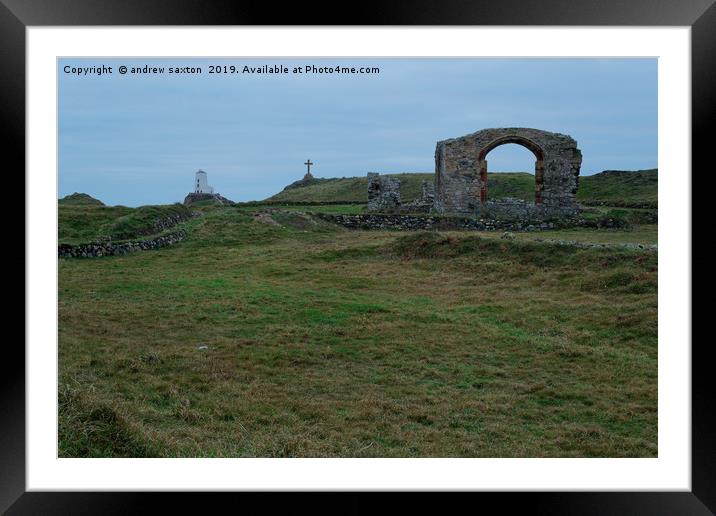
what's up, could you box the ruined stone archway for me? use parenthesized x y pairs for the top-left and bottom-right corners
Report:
(434, 128), (582, 216)
(476, 135), (546, 204)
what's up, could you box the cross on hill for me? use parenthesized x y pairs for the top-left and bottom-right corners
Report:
(304, 159), (313, 175)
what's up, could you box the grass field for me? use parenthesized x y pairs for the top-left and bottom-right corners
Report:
(59, 206), (658, 457)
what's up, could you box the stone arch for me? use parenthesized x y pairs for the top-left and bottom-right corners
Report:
(433, 127), (582, 216)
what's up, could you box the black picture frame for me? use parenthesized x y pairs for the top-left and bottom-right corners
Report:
(5, 1), (708, 513)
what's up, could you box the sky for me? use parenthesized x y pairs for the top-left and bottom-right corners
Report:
(59, 58), (657, 206)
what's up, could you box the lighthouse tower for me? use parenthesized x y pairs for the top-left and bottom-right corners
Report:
(194, 170), (214, 194)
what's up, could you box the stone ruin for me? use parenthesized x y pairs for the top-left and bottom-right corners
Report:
(367, 173), (402, 212)
(367, 173), (435, 214)
(367, 127), (582, 219)
(435, 127), (582, 216)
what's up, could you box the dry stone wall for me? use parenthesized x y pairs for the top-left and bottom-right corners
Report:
(314, 213), (627, 232)
(59, 210), (199, 258)
(58, 229), (187, 258)
(479, 198), (579, 220)
(149, 211), (196, 233)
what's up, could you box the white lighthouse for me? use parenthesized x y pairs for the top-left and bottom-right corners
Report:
(194, 170), (214, 194)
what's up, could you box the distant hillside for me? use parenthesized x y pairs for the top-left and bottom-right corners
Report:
(59, 192), (105, 206)
(578, 169), (657, 204)
(267, 169), (657, 205)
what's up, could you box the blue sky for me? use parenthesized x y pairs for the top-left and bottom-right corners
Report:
(59, 58), (657, 206)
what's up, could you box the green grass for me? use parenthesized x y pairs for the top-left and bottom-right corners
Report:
(514, 224), (657, 245)
(236, 203), (366, 215)
(484, 172), (536, 200)
(265, 169), (658, 206)
(578, 170), (658, 204)
(59, 207), (658, 457)
(59, 203), (193, 245)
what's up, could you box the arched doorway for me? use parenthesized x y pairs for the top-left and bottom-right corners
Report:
(433, 128), (581, 215)
(477, 136), (545, 204)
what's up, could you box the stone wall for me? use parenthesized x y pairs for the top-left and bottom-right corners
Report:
(314, 213), (626, 232)
(150, 211), (197, 234)
(434, 127), (582, 215)
(480, 198), (579, 220)
(367, 173), (401, 212)
(58, 230), (187, 258)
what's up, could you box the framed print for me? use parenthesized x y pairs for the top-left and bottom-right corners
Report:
(5, 0), (709, 513)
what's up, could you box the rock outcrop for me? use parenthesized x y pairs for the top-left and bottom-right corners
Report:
(183, 192), (235, 206)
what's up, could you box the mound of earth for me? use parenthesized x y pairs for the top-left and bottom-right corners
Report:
(281, 174), (327, 191)
(59, 192), (105, 206)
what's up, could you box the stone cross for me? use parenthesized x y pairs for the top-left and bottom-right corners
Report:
(304, 159), (313, 174)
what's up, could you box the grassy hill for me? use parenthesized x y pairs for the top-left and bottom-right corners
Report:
(59, 203), (192, 245)
(266, 169), (658, 206)
(268, 174), (434, 203)
(578, 169), (657, 204)
(59, 192), (105, 206)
